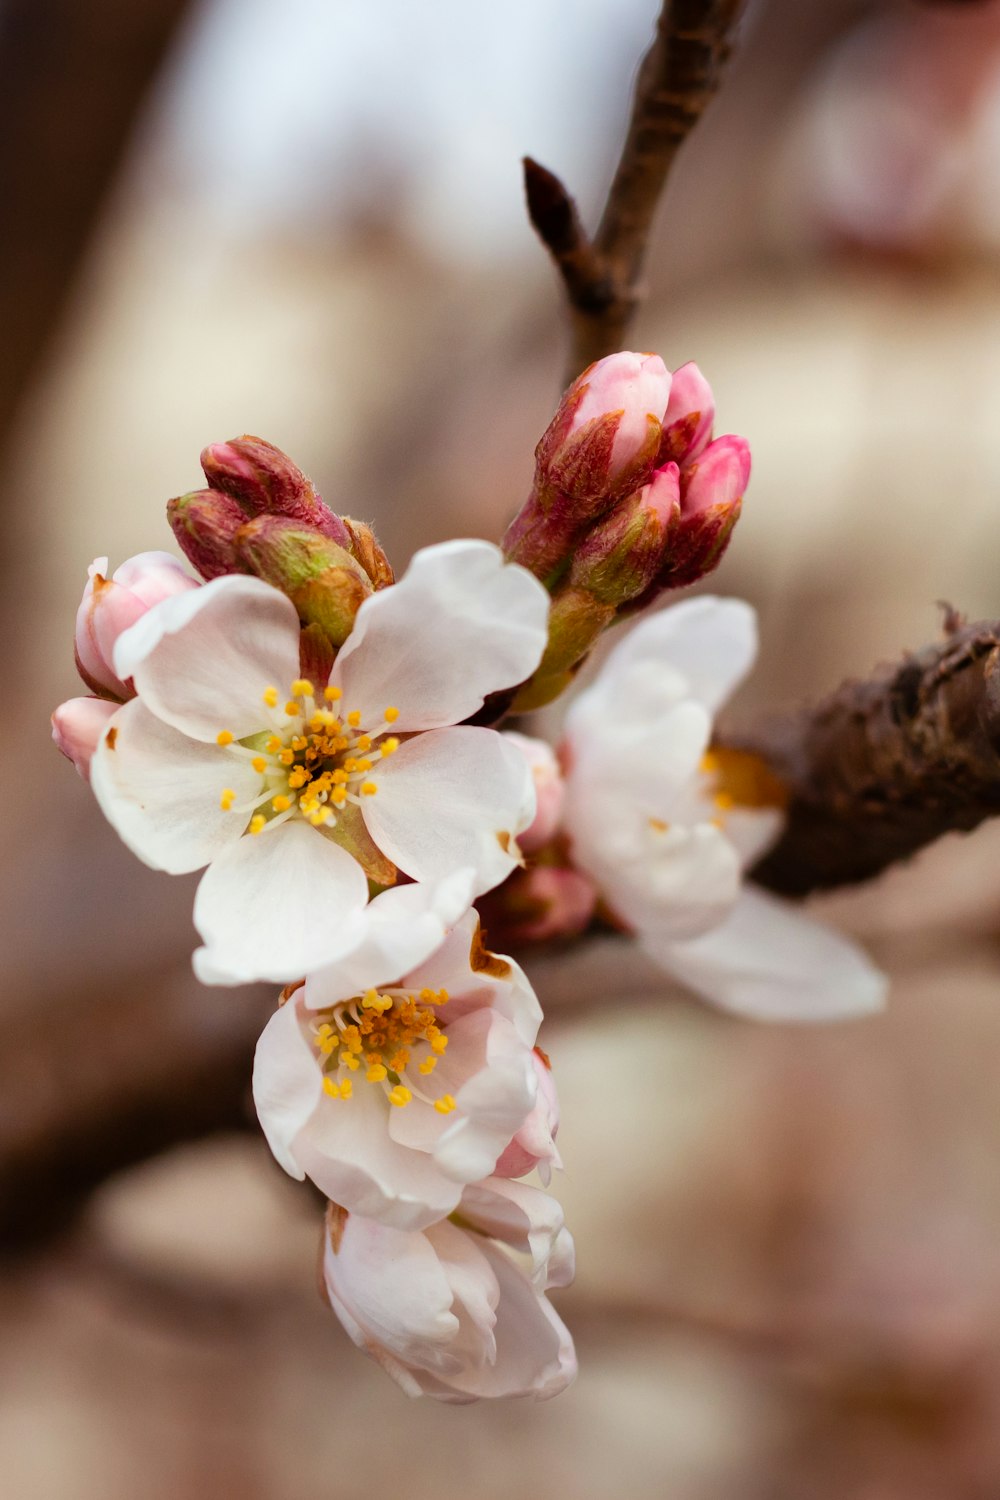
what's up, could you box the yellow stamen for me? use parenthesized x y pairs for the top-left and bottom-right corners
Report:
(284, 700), (301, 717)
(431, 1035), (448, 1055)
(380, 737), (399, 757)
(388, 1086), (412, 1108)
(384, 706), (399, 723)
(249, 814), (267, 835)
(216, 730), (234, 747)
(251, 756), (267, 774)
(434, 1094), (457, 1115)
(366, 1064), (387, 1083)
(418, 1057), (437, 1076)
(322, 1077), (341, 1098)
(339, 1079), (352, 1100)
(262, 686), (279, 708)
(346, 710), (362, 728)
(266, 735), (282, 753)
(272, 794), (292, 813)
(360, 781), (378, 797)
(220, 788), (236, 811)
(324, 685), (342, 702)
(713, 791), (735, 812)
(291, 678), (314, 697)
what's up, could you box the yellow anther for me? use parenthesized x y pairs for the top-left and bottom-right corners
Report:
(431, 1034), (448, 1055)
(361, 989), (380, 1009)
(339, 1079), (352, 1100)
(384, 706), (399, 723)
(266, 735), (282, 753)
(434, 1094), (457, 1115)
(390, 1050), (410, 1071)
(366, 1064), (388, 1083)
(279, 748), (295, 766)
(713, 791), (735, 812)
(272, 794), (292, 813)
(380, 737), (399, 757)
(251, 756), (267, 774)
(284, 700), (301, 717)
(288, 767), (309, 788)
(263, 686), (279, 708)
(220, 788), (236, 811)
(388, 1086), (412, 1108)
(342, 1053), (360, 1071)
(700, 751), (719, 774)
(331, 768), (349, 784)
(355, 758), (373, 773)
(437, 989), (449, 1004)
(356, 735), (372, 752)
(360, 782), (378, 797)
(216, 730), (234, 747)
(323, 684), (342, 702)
(347, 710), (362, 728)
(419, 988), (435, 1002)
(331, 786), (348, 804)
(418, 1057), (437, 1076)
(249, 814), (267, 835)
(291, 736), (308, 752)
(309, 808), (333, 827)
(322, 1077), (341, 1098)
(291, 678), (314, 697)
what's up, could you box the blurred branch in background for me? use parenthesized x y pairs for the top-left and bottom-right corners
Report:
(0, 0), (193, 462)
(524, 0), (747, 383)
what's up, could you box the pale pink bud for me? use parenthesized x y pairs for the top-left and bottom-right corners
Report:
(566, 352), (672, 481)
(483, 865), (598, 946)
(51, 696), (117, 780)
(495, 1048), (562, 1182)
(659, 361), (716, 466)
(74, 552), (199, 699)
(503, 732), (565, 852)
(681, 433), (751, 516)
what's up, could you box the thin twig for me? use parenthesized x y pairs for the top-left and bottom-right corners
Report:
(524, 0), (747, 383)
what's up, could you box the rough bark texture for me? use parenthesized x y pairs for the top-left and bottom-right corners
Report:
(736, 618), (1000, 896)
(524, 0), (747, 384)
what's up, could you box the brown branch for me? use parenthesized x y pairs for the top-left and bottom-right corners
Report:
(731, 617), (1000, 897)
(524, 0), (747, 382)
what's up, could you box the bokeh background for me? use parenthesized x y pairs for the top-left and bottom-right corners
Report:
(6, 0), (1000, 1494)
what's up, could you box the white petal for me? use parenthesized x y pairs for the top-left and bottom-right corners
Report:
(90, 697), (257, 874)
(452, 1239), (576, 1400)
(459, 1178), (572, 1290)
(298, 1076), (463, 1230)
(586, 596), (758, 715)
(331, 540), (549, 731)
(433, 1013), (537, 1183)
(192, 820), (369, 984)
(612, 821), (743, 940)
(252, 999), (323, 1179)
(115, 575), (302, 742)
(324, 1214), (460, 1365)
(302, 868), (476, 1008)
(649, 885), (889, 1022)
(363, 727), (533, 895)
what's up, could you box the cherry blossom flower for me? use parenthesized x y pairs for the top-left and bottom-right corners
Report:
(320, 1177), (576, 1402)
(561, 597), (888, 1020)
(74, 551), (200, 699)
(89, 540), (550, 984)
(51, 697), (118, 781)
(253, 905), (548, 1229)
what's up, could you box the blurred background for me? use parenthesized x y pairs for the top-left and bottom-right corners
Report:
(6, 0), (1000, 1494)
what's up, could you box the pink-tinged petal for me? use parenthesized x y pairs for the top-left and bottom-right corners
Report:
(192, 819), (369, 985)
(298, 1076), (463, 1230)
(114, 575), (302, 742)
(324, 1213), (460, 1366)
(681, 434), (751, 517)
(648, 885), (888, 1021)
(302, 868), (476, 1009)
(51, 697), (117, 781)
(111, 550), (199, 605)
(583, 595), (758, 716)
(402, 909), (542, 1046)
(363, 727), (534, 896)
(434, 1012), (537, 1183)
(570, 353), (671, 477)
(502, 732), (565, 852)
(252, 999), (324, 1178)
(331, 540), (549, 732)
(75, 557), (146, 697)
(459, 1178), (573, 1289)
(90, 697), (256, 874)
(453, 1239), (576, 1400)
(494, 1051), (561, 1181)
(425, 1221), (500, 1357)
(660, 361), (715, 465)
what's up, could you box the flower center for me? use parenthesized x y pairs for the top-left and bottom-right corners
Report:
(699, 747), (788, 824)
(310, 987), (456, 1113)
(216, 678), (401, 836)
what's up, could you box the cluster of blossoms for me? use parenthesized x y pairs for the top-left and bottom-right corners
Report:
(53, 353), (885, 1402)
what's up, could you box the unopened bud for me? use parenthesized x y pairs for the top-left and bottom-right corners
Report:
(658, 434), (750, 590)
(568, 463), (679, 606)
(503, 733), (565, 852)
(234, 516), (373, 647)
(52, 696), (118, 780)
(75, 551), (198, 697)
(341, 517), (395, 589)
(167, 489), (246, 580)
(201, 436), (351, 547)
(658, 361), (715, 466)
(479, 865), (597, 947)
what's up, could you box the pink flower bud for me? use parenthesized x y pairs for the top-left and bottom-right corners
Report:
(74, 552), (198, 698)
(167, 489), (247, 580)
(503, 733), (565, 851)
(540, 352), (672, 501)
(480, 864), (598, 946)
(568, 461), (680, 606)
(657, 435), (751, 590)
(495, 1047), (562, 1182)
(201, 435), (351, 547)
(659, 361), (716, 466)
(51, 696), (117, 780)
(681, 433), (751, 516)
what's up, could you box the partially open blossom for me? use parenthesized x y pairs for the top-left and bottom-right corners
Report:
(254, 907), (544, 1229)
(503, 733), (565, 852)
(74, 552), (199, 699)
(658, 360), (716, 467)
(502, 352), (672, 583)
(321, 1177), (576, 1402)
(51, 697), (117, 781)
(560, 597), (888, 1021)
(87, 540), (549, 984)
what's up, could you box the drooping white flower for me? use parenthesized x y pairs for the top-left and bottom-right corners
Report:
(561, 597), (887, 1020)
(320, 1177), (576, 1402)
(254, 906), (548, 1229)
(89, 540), (550, 984)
